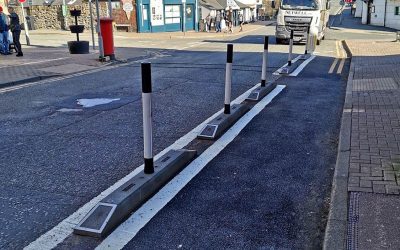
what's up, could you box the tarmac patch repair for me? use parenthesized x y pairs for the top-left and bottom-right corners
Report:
(77, 98), (121, 108)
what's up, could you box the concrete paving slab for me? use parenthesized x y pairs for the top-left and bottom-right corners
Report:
(39, 64), (97, 75)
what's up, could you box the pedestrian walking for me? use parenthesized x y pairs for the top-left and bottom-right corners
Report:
(0, 6), (10, 55)
(220, 17), (226, 32)
(226, 10), (233, 33)
(239, 13), (244, 32)
(206, 14), (211, 33)
(8, 7), (22, 57)
(215, 11), (221, 32)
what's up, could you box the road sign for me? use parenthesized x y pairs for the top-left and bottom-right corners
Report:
(19, 0), (26, 3)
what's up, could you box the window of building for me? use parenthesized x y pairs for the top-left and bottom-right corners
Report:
(165, 5), (181, 24)
(395, 6), (400, 15)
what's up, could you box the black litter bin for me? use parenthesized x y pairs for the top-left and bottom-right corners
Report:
(25, 16), (35, 30)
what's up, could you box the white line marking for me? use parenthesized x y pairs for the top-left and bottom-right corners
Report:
(0, 57), (70, 69)
(177, 42), (204, 51)
(24, 83), (263, 250)
(273, 55), (301, 75)
(329, 58), (339, 74)
(337, 58), (345, 74)
(289, 55), (316, 76)
(96, 85), (286, 250)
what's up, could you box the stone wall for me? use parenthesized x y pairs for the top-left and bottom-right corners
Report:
(23, 3), (109, 30)
(10, 1), (137, 32)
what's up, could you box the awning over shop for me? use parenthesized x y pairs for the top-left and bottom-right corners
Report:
(235, 0), (255, 8)
(215, 0), (240, 10)
(199, 0), (224, 10)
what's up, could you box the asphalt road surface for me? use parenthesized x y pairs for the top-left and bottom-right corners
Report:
(1, 3), (397, 248)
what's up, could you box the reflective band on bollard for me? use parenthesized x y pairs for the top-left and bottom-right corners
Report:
(141, 63), (154, 174)
(225, 44), (233, 114)
(261, 36), (269, 87)
(288, 30), (294, 67)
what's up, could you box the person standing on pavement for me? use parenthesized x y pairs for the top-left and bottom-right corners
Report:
(0, 6), (10, 55)
(215, 11), (221, 32)
(239, 13), (244, 32)
(226, 9), (233, 33)
(8, 7), (22, 57)
(205, 14), (211, 33)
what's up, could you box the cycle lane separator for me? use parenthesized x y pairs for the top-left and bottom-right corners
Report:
(23, 81), (264, 250)
(96, 85), (286, 250)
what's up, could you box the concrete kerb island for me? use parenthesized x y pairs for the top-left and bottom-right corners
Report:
(323, 40), (353, 250)
(74, 149), (196, 237)
(74, 39), (284, 238)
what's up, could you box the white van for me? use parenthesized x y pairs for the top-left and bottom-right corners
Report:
(275, 0), (331, 45)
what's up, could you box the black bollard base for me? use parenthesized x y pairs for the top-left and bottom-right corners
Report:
(246, 82), (277, 102)
(74, 149), (197, 238)
(198, 104), (250, 140)
(68, 41), (90, 54)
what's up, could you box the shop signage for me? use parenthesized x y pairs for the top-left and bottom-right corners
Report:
(123, 1), (133, 19)
(150, 0), (164, 26)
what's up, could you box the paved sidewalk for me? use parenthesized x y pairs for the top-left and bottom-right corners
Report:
(325, 40), (400, 249)
(345, 41), (400, 249)
(0, 21), (273, 88)
(0, 44), (149, 88)
(0, 47), (106, 87)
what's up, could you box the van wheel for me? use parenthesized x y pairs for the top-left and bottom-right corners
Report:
(317, 39), (321, 45)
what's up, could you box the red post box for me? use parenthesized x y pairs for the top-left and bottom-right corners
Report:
(100, 18), (115, 60)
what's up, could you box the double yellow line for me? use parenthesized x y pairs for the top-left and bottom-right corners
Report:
(329, 41), (346, 74)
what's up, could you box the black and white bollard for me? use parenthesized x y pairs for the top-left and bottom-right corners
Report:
(141, 62), (154, 174)
(224, 44), (233, 114)
(288, 30), (294, 67)
(301, 26), (310, 60)
(198, 43), (250, 139)
(245, 36), (276, 102)
(280, 30), (294, 74)
(261, 36), (269, 87)
(73, 62), (197, 238)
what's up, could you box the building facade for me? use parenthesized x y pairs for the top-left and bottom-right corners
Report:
(136, 0), (199, 32)
(357, 0), (400, 30)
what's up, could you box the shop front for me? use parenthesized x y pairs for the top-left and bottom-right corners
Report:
(137, 0), (198, 32)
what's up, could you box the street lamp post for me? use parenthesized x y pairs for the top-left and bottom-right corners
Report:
(89, 0), (95, 50)
(182, 0), (186, 34)
(95, 0), (104, 60)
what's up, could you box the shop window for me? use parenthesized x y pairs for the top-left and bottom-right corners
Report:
(165, 5), (181, 24)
